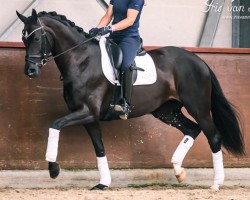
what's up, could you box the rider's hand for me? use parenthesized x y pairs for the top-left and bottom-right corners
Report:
(98, 26), (113, 36)
(89, 27), (99, 37)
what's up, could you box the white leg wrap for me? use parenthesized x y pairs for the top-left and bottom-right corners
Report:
(97, 156), (111, 186)
(45, 128), (60, 162)
(212, 150), (224, 186)
(171, 135), (194, 174)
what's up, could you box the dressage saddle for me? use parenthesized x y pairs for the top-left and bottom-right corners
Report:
(105, 38), (146, 83)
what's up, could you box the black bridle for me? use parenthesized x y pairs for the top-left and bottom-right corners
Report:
(22, 18), (49, 68)
(23, 18), (97, 68)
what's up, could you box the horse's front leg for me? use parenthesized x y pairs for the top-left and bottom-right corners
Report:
(45, 108), (111, 190)
(46, 108), (95, 179)
(85, 122), (111, 190)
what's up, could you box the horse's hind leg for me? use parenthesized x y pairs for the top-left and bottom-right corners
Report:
(152, 100), (201, 182)
(181, 95), (224, 190)
(194, 113), (224, 191)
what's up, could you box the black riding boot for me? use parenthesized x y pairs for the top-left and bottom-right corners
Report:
(114, 69), (133, 120)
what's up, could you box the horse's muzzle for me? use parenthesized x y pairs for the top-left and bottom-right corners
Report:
(25, 63), (41, 78)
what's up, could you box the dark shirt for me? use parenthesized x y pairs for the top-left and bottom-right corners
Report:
(110, 0), (144, 38)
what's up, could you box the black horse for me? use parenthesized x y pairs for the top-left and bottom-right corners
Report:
(17, 10), (244, 190)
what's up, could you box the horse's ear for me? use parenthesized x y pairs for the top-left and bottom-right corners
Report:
(32, 9), (38, 21)
(16, 11), (27, 23)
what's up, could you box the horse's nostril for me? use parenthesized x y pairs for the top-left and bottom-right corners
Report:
(28, 68), (36, 75)
(26, 66), (40, 78)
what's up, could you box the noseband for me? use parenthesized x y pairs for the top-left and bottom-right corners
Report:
(23, 18), (97, 68)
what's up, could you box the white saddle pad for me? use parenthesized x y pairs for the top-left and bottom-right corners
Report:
(99, 36), (157, 86)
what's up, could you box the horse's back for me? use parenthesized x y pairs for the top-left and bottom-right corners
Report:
(149, 46), (211, 84)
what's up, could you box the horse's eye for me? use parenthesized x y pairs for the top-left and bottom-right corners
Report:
(34, 37), (40, 42)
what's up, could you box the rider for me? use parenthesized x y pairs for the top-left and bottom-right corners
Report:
(89, 0), (145, 120)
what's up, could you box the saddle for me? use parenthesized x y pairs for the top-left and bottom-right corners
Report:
(105, 38), (146, 84)
(99, 36), (157, 120)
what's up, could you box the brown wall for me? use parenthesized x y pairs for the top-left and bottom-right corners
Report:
(0, 44), (250, 170)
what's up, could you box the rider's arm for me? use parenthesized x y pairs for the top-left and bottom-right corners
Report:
(97, 5), (113, 28)
(111, 9), (139, 31)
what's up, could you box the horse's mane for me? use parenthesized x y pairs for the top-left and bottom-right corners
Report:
(37, 11), (88, 37)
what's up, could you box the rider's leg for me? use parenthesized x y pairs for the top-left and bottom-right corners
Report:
(115, 68), (134, 120)
(114, 36), (140, 119)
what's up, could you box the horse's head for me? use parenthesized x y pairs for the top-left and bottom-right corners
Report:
(17, 9), (51, 78)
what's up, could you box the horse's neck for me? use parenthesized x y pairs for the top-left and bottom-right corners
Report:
(43, 17), (89, 75)
(43, 18), (83, 54)
(43, 18), (102, 83)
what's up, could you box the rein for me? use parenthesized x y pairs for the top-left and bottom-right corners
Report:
(47, 36), (97, 62)
(24, 18), (97, 68)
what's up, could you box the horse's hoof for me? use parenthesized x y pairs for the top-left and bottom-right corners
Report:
(210, 184), (220, 191)
(175, 168), (186, 183)
(90, 184), (108, 190)
(48, 162), (61, 179)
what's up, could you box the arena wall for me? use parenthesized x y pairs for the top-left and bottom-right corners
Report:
(0, 43), (249, 170)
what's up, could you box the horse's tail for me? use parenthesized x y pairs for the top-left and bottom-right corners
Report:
(208, 66), (245, 156)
